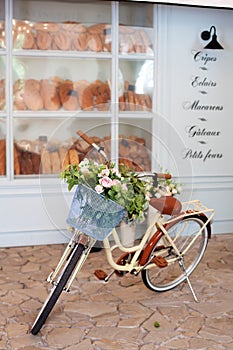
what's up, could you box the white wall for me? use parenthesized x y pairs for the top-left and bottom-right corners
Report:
(156, 5), (233, 235)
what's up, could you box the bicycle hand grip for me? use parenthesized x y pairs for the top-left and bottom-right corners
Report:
(156, 173), (172, 179)
(77, 130), (94, 145)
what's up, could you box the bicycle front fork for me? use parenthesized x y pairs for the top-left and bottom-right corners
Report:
(47, 231), (96, 292)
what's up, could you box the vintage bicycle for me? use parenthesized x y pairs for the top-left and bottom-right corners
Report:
(31, 130), (214, 335)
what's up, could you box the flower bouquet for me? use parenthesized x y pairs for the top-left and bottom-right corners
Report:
(61, 158), (150, 223)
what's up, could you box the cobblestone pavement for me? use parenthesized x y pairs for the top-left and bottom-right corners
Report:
(0, 234), (232, 350)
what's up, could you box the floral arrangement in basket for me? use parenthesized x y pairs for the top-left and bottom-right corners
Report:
(61, 158), (150, 222)
(149, 170), (182, 198)
(62, 159), (182, 223)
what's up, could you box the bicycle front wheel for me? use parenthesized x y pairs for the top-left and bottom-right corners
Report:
(141, 215), (209, 292)
(31, 243), (85, 335)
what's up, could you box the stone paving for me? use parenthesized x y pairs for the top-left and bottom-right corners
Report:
(0, 234), (232, 350)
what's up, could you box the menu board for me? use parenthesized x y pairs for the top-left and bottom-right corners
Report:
(162, 6), (233, 176)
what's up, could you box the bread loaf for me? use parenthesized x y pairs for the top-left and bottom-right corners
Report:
(23, 79), (43, 111)
(14, 143), (21, 175)
(68, 148), (79, 165)
(40, 79), (61, 110)
(0, 139), (6, 175)
(73, 32), (87, 51)
(31, 152), (41, 174)
(50, 151), (61, 173)
(54, 31), (72, 50)
(75, 80), (94, 111)
(59, 146), (69, 170)
(36, 31), (52, 50)
(59, 82), (79, 110)
(41, 149), (51, 174)
(86, 33), (103, 52)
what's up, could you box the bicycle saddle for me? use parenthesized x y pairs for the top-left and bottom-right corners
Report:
(149, 196), (182, 216)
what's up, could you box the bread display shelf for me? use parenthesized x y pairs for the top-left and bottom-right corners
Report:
(13, 78), (152, 112)
(12, 19), (153, 55)
(8, 133), (151, 176)
(14, 78), (111, 112)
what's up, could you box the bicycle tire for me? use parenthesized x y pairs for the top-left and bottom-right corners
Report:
(31, 243), (85, 335)
(141, 215), (209, 292)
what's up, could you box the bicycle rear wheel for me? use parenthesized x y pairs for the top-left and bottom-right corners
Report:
(31, 243), (85, 335)
(141, 215), (209, 292)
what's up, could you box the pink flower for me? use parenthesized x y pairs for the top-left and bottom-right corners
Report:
(95, 184), (104, 194)
(99, 176), (113, 188)
(112, 179), (120, 186)
(121, 183), (128, 191)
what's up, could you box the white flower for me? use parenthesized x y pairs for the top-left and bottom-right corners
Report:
(95, 184), (104, 194)
(99, 168), (110, 177)
(79, 158), (90, 167)
(112, 168), (121, 178)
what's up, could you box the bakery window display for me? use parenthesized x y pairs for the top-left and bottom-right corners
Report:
(12, 20), (112, 53)
(118, 135), (151, 172)
(13, 131), (151, 176)
(13, 78), (111, 112)
(119, 0), (153, 54)
(9, 1), (155, 179)
(13, 134), (109, 176)
(119, 82), (152, 112)
(12, 20), (153, 54)
(119, 25), (153, 55)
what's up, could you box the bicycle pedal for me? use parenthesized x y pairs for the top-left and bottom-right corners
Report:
(94, 269), (108, 280)
(152, 256), (168, 268)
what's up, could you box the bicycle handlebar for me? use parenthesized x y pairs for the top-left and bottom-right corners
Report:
(77, 130), (172, 180)
(77, 129), (108, 163)
(156, 173), (172, 180)
(77, 130), (94, 145)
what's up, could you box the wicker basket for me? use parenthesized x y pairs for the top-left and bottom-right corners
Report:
(66, 184), (126, 241)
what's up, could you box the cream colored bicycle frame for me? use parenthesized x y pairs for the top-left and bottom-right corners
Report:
(47, 199), (214, 291)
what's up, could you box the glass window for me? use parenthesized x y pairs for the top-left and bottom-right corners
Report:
(118, 118), (152, 171)
(13, 0), (112, 52)
(119, 2), (154, 55)
(13, 57), (111, 112)
(119, 60), (153, 111)
(13, 117), (111, 176)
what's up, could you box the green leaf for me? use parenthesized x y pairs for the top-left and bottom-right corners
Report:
(154, 321), (160, 328)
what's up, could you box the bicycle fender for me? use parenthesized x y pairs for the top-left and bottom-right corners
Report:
(139, 212), (211, 266)
(139, 230), (164, 266)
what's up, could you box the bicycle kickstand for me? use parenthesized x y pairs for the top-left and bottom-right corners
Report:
(179, 259), (199, 303)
